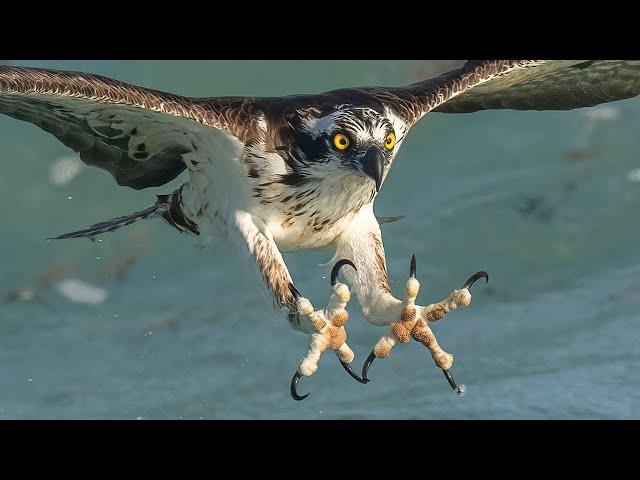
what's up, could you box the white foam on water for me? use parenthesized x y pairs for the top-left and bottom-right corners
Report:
(582, 105), (620, 121)
(56, 279), (107, 305)
(627, 168), (640, 183)
(49, 156), (83, 186)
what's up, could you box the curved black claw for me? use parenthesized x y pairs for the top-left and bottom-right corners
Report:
(461, 271), (489, 290)
(442, 369), (466, 396)
(340, 360), (368, 384)
(290, 371), (310, 401)
(331, 259), (357, 286)
(409, 253), (417, 278)
(361, 350), (376, 383)
(288, 282), (302, 301)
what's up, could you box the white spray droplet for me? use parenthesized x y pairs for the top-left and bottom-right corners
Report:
(627, 168), (640, 184)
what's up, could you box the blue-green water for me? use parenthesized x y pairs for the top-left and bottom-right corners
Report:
(1, 60), (639, 419)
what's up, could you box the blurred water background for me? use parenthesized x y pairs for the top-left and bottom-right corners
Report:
(0, 60), (638, 419)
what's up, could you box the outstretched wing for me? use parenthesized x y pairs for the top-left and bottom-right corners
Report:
(363, 60), (640, 125)
(0, 66), (257, 190)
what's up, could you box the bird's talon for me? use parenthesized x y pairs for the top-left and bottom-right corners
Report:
(442, 368), (465, 396)
(409, 253), (416, 278)
(288, 282), (302, 300)
(340, 360), (367, 384)
(361, 350), (376, 383)
(461, 271), (489, 290)
(331, 259), (357, 286)
(290, 371), (310, 401)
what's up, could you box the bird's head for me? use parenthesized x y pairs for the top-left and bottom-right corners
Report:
(286, 105), (401, 193)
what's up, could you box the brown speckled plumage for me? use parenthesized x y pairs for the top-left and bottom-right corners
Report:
(0, 65), (261, 136)
(370, 232), (391, 294)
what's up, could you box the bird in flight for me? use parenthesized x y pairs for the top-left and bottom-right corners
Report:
(2, 60), (639, 400)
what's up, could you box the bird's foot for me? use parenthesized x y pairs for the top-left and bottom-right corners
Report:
(288, 259), (367, 401)
(362, 254), (488, 396)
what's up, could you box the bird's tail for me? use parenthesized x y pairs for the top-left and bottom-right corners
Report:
(49, 197), (171, 240)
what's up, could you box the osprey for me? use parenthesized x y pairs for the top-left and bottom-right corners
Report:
(2, 60), (639, 400)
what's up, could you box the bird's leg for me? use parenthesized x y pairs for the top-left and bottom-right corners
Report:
(288, 259), (366, 401)
(361, 254), (488, 395)
(333, 206), (488, 393)
(232, 213), (366, 400)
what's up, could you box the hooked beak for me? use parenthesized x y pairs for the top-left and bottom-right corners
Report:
(361, 146), (385, 192)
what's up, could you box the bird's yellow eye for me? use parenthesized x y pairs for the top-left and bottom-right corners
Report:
(384, 132), (396, 150)
(333, 133), (350, 151)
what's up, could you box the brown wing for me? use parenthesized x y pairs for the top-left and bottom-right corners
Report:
(363, 60), (640, 125)
(0, 65), (257, 190)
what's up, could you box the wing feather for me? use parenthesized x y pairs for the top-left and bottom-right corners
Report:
(435, 60), (640, 113)
(0, 66), (257, 189)
(363, 60), (640, 125)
